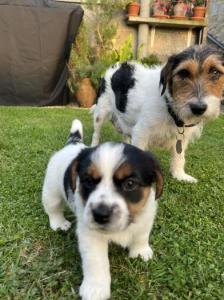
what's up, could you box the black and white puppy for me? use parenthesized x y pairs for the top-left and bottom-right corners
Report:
(42, 119), (163, 300)
(91, 45), (224, 183)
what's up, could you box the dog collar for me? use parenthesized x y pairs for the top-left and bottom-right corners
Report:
(164, 96), (201, 154)
(164, 96), (198, 128)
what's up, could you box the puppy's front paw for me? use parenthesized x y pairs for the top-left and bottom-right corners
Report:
(50, 218), (71, 231)
(172, 172), (197, 183)
(129, 245), (153, 261)
(79, 280), (110, 300)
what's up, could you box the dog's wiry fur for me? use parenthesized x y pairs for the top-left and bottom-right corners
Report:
(42, 120), (163, 300)
(91, 46), (224, 182)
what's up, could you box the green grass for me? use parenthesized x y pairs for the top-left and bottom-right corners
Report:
(0, 107), (224, 300)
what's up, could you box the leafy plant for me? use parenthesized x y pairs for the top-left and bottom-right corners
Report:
(69, 0), (132, 92)
(193, 0), (206, 6)
(141, 54), (161, 67)
(69, 0), (161, 94)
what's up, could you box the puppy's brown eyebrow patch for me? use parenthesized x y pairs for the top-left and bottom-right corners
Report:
(87, 163), (101, 179)
(114, 162), (133, 180)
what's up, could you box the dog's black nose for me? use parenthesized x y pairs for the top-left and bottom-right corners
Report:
(92, 204), (113, 225)
(190, 103), (207, 115)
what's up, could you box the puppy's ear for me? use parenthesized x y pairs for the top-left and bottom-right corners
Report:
(160, 55), (175, 96)
(69, 160), (78, 192)
(144, 151), (164, 199)
(155, 168), (163, 200)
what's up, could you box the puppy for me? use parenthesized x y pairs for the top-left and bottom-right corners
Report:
(42, 119), (163, 300)
(91, 45), (224, 183)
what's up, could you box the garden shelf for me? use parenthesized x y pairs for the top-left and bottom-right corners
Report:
(126, 16), (207, 49)
(126, 16), (207, 29)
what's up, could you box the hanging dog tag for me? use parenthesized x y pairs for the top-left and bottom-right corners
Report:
(176, 139), (182, 154)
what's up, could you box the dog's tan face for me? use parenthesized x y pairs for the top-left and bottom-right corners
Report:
(161, 46), (224, 122)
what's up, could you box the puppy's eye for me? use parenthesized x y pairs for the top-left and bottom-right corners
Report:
(122, 178), (138, 192)
(209, 67), (222, 79)
(82, 176), (100, 188)
(176, 69), (190, 80)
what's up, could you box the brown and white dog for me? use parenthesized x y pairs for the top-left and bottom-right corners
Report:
(91, 46), (224, 182)
(42, 120), (163, 300)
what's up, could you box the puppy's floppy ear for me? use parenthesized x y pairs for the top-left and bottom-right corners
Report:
(69, 159), (78, 192)
(144, 151), (164, 200)
(160, 55), (175, 96)
(155, 168), (163, 200)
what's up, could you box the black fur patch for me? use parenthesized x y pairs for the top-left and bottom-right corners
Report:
(64, 162), (75, 200)
(66, 130), (82, 145)
(76, 147), (100, 202)
(113, 144), (161, 203)
(111, 62), (135, 113)
(96, 78), (106, 104)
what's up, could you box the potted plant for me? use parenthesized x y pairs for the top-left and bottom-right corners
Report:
(127, 1), (141, 16)
(68, 1), (134, 107)
(68, 62), (97, 108)
(192, 0), (207, 19)
(171, 0), (189, 19)
(152, 0), (170, 18)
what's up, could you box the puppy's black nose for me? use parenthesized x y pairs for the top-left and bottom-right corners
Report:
(92, 204), (113, 225)
(190, 103), (207, 115)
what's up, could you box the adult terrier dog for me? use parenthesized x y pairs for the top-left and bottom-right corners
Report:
(42, 120), (163, 300)
(91, 46), (224, 182)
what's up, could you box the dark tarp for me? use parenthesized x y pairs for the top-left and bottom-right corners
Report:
(0, 0), (83, 106)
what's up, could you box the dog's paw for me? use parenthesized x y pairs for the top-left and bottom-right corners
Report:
(129, 245), (153, 262)
(172, 172), (198, 183)
(50, 218), (71, 231)
(79, 280), (110, 300)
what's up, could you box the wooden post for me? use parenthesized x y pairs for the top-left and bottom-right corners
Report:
(137, 0), (150, 59)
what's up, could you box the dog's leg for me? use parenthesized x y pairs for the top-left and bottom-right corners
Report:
(128, 200), (157, 262)
(129, 233), (153, 262)
(78, 230), (111, 300)
(42, 192), (71, 231)
(91, 98), (112, 147)
(170, 142), (197, 183)
(131, 124), (149, 150)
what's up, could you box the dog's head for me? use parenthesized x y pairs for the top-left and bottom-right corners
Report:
(160, 46), (224, 122)
(69, 142), (163, 232)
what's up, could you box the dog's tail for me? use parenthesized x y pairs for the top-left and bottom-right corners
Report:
(66, 119), (83, 146)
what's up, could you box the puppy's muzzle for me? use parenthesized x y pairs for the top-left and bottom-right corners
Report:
(92, 204), (116, 225)
(189, 102), (207, 116)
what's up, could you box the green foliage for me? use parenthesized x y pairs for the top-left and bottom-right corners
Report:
(90, 35), (134, 89)
(69, 0), (132, 92)
(141, 54), (161, 67)
(194, 0), (206, 6)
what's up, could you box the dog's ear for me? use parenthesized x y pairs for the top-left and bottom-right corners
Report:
(155, 168), (164, 199)
(69, 159), (78, 192)
(143, 151), (164, 200)
(160, 55), (175, 96)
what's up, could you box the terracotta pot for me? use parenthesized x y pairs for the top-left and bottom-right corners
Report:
(75, 78), (96, 108)
(173, 2), (186, 17)
(152, 2), (168, 18)
(153, 9), (166, 16)
(193, 6), (206, 18)
(127, 2), (140, 16)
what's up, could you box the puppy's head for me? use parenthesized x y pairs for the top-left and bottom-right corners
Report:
(70, 142), (163, 232)
(160, 46), (224, 122)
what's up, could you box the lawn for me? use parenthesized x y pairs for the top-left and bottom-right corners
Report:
(0, 107), (224, 300)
